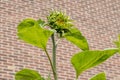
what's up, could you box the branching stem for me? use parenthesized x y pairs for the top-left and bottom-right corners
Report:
(44, 49), (56, 80)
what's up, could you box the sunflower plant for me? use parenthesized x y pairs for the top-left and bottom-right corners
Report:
(15, 11), (120, 80)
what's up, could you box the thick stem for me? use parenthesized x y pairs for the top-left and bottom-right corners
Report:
(51, 34), (57, 80)
(44, 49), (56, 80)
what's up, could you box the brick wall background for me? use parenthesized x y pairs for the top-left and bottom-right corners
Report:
(0, 0), (120, 80)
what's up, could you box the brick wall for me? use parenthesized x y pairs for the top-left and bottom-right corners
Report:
(0, 0), (120, 80)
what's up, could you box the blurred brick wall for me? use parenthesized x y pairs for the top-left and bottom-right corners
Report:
(0, 0), (120, 80)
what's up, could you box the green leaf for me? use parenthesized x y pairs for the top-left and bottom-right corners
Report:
(114, 34), (120, 54)
(64, 27), (89, 50)
(15, 69), (42, 80)
(37, 19), (46, 28)
(46, 73), (51, 80)
(17, 18), (53, 50)
(41, 77), (45, 80)
(71, 49), (118, 78)
(90, 72), (106, 80)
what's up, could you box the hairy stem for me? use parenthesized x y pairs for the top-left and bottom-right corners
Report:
(51, 34), (57, 80)
(44, 49), (56, 80)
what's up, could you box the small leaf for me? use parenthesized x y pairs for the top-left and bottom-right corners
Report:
(71, 49), (117, 78)
(15, 69), (42, 80)
(90, 72), (106, 80)
(64, 27), (89, 50)
(114, 34), (120, 54)
(17, 18), (53, 50)
(37, 19), (46, 28)
(46, 74), (51, 80)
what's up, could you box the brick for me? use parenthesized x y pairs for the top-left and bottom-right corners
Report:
(0, 0), (120, 80)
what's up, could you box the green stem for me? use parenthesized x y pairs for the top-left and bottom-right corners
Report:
(51, 34), (57, 80)
(75, 77), (78, 80)
(44, 49), (56, 80)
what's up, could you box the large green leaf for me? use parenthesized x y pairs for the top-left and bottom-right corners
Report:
(17, 18), (53, 50)
(64, 27), (89, 51)
(15, 69), (42, 80)
(90, 72), (106, 80)
(71, 49), (118, 78)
